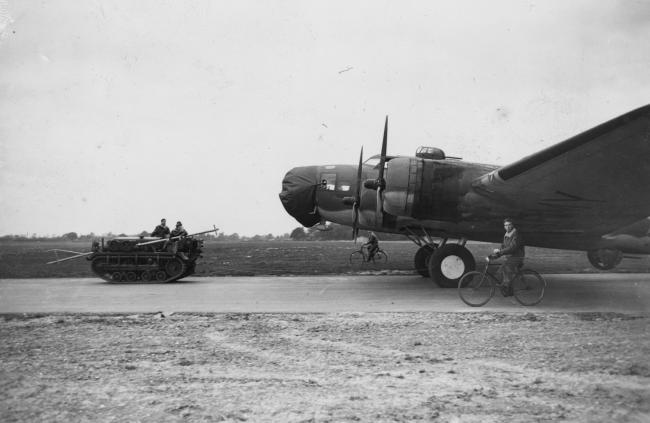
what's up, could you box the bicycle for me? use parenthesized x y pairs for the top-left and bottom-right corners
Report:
(458, 256), (546, 307)
(349, 246), (388, 265)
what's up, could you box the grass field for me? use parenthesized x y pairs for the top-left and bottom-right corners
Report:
(1, 240), (649, 279)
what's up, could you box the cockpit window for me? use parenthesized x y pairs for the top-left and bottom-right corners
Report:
(364, 157), (381, 168)
(320, 173), (337, 191)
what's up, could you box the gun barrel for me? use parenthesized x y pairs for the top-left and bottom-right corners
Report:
(185, 228), (219, 238)
(46, 252), (94, 265)
(135, 238), (168, 247)
(136, 227), (219, 246)
(47, 249), (86, 255)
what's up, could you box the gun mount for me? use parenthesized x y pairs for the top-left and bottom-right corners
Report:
(48, 227), (218, 283)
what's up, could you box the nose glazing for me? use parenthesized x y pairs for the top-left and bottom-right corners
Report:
(279, 166), (322, 227)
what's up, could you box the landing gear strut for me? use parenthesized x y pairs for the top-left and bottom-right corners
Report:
(405, 229), (476, 288)
(414, 245), (436, 277)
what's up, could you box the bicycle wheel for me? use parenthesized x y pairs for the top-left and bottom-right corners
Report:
(372, 250), (388, 264)
(512, 269), (546, 306)
(458, 271), (496, 307)
(349, 250), (365, 265)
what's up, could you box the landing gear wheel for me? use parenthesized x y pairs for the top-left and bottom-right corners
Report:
(155, 271), (167, 281)
(414, 245), (436, 277)
(428, 244), (476, 288)
(587, 249), (623, 270)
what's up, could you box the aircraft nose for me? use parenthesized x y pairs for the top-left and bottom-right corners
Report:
(279, 166), (322, 227)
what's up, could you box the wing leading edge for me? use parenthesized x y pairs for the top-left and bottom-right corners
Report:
(467, 104), (650, 245)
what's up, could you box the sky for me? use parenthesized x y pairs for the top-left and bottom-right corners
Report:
(1, 0), (649, 237)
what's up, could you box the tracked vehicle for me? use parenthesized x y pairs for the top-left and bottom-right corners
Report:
(48, 227), (217, 283)
(87, 236), (204, 282)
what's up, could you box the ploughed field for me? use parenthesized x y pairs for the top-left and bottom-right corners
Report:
(1, 240), (650, 279)
(1, 312), (648, 422)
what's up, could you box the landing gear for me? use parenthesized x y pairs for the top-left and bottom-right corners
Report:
(405, 229), (476, 287)
(427, 244), (475, 288)
(587, 249), (623, 270)
(414, 245), (436, 277)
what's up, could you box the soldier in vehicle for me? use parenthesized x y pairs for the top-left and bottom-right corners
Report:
(492, 218), (525, 296)
(364, 231), (380, 262)
(151, 218), (170, 238)
(169, 221), (189, 258)
(171, 221), (188, 238)
(150, 218), (170, 251)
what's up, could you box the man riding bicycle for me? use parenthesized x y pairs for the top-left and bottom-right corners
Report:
(364, 232), (380, 262)
(492, 218), (525, 297)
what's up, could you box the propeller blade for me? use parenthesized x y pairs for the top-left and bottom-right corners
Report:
(355, 146), (364, 204)
(376, 189), (383, 227)
(352, 146), (363, 242)
(377, 116), (388, 182)
(375, 116), (388, 227)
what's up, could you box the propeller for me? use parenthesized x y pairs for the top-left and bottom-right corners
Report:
(375, 116), (388, 227)
(354, 116), (389, 237)
(352, 146), (364, 241)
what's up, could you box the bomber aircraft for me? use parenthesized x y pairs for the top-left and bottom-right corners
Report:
(279, 105), (650, 287)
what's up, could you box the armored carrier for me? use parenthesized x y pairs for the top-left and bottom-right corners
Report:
(88, 236), (204, 282)
(47, 227), (217, 283)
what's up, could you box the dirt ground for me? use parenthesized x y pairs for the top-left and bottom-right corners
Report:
(1, 312), (648, 422)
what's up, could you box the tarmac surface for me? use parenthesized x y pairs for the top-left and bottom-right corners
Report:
(1, 273), (649, 313)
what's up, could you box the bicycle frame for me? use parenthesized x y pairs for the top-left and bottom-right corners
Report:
(458, 256), (546, 307)
(349, 246), (387, 264)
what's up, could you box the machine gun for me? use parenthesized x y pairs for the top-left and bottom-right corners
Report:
(135, 225), (219, 246)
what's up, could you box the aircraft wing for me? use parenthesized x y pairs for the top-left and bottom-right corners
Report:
(467, 104), (650, 240)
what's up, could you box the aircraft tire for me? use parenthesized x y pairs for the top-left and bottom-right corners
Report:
(428, 244), (476, 288)
(414, 245), (436, 277)
(587, 249), (623, 270)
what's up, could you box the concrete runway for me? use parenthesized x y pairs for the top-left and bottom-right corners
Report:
(1, 274), (649, 313)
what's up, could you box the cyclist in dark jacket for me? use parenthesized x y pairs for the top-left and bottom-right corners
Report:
(364, 232), (379, 262)
(493, 218), (525, 296)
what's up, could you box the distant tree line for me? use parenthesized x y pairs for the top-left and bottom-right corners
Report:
(0, 231), (291, 242)
(0, 224), (407, 242)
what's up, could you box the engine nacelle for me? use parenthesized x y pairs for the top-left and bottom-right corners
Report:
(383, 157), (420, 217)
(382, 156), (478, 221)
